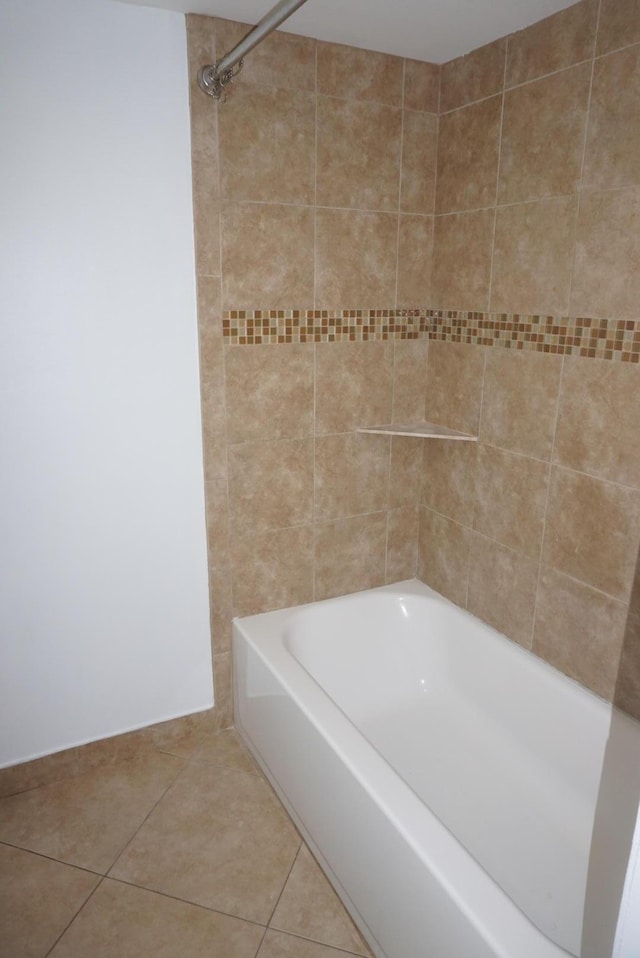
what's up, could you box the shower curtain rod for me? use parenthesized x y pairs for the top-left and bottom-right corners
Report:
(198, 0), (311, 99)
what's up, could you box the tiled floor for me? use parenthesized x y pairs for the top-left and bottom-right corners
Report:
(0, 722), (373, 958)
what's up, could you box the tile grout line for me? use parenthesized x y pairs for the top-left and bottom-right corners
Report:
(486, 37), (509, 313)
(464, 346), (489, 609)
(43, 875), (107, 958)
(312, 40), (319, 602)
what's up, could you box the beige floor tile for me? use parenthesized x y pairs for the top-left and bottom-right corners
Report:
(0, 753), (184, 874)
(270, 845), (372, 957)
(258, 928), (370, 958)
(49, 878), (264, 958)
(0, 843), (99, 958)
(189, 727), (261, 776)
(110, 762), (300, 924)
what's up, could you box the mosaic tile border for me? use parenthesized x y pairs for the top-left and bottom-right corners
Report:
(222, 308), (640, 362)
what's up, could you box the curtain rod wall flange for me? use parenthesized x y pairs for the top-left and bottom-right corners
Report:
(197, 0), (310, 100)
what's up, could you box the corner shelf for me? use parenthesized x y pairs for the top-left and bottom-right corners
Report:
(357, 420), (478, 441)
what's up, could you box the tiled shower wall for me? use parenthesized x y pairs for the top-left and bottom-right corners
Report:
(188, 0), (640, 726)
(420, 0), (640, 716)
(186, 16), (439, 725)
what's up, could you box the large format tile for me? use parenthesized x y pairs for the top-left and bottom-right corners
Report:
(214, 18), (316, 93)
(404, 59), (440, 113)
(316, 97), (402, 211)
(436, 96), (502, 214)
(315, 341), (393, 435)
(542, 467), (640, 601)
(0, 844), (98, 958)
(570, 186), (640, 320)
(418, 508), (471, 607)
(583, 44), (640, 191)
(505, 0), (598, 87)
(431, 209), (494, 310)
(596, 0), (640, 55)
(386, 506), (420, 582)
(315, 432), (390, 521)
(553, 357), (640, 489)
(533, 568), (628, 700)
(110, 762), (300, 925)
(314, 513), (387, 600)
(258, 929), (367, 958)
(421, 438), (478, 526)
(225, 343), (314, 444)
(391, 338), (428, 423)
(498, 64), (590, 205)
(271, 844), (372, 955)
(0, 753), (184, 874)
(490, 196), (578, 315)
(440, 39), (506, 112)
(479, 348), (562, 460)
(231, 524), (314, 617)
(50, 879), (264, 958)
(400, 112), (437, 214)
(425, 340), (486, 436)
(467, 534), (539, 648)
(315, 209), (399, 309)
(473, 445), (549, 559)
(396, 214), (434, 306)
(228, 438), (314, 534)
(218, 86), (315, 204)
(317, 41), (404, 105)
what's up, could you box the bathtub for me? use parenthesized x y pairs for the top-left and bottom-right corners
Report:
(233, 579), (640, 958)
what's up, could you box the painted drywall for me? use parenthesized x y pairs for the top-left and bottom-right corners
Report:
(0, 0), (213, 767)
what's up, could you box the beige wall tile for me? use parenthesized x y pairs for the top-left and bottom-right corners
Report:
(436, 96), (502, 213)
(425, 340), (486, 435)
(533, 568), (628, 700)
(432, 209), (494, 310)
(221, 202), (314, 310)
(543, 466), (640, 600)
(186, 17), (218, 168)
(596, 0), (640, 55)
(225, 344), (314, 443)
(209, 567), (232, 655)
(506, 0), (599, 87)
(440, 38), (506, 112)
(467, 534), (538, 647)
(473, 445), (549, 558)
(314, 513), (387, 600)
(400, 111), (438, 214)
(201, 377), (228, 480)
(583, 45), (640, 191)
(404, 59), (440, 112)
(570, 186), (640, 319)
(314, 432), (390, 521)
(491, 196), (578, 315)
(392, 338), (428, 423)
(315, 341), (393, 434)
(197, 276), (223, 379)
(231, 525), (314, 616)
(480, 348), (562, 459)
(205, 478), (230, 571)
(396, 215), (433, 307)
(317, 97), (402, 211)
(214, 19), (316, 93)
(192, 158), (220, 276)
(418, 508), (471, 607)
(553, 357), (640, 488)
(499, 63), (591, 204)
(317, 41), (403, 105)
(389, 437), (423, 509)
(218, 87), (315, 204)
(421, 439), (478, 526)
(386, 507), (420, 583)
(213, 651), (233, 728)
(315, 209), (399, 309)
(228, 438), (314, 533)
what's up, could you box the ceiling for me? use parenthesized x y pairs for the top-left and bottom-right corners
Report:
(119, 0), (578, 63)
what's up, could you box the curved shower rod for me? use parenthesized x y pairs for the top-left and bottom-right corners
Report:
(198, 0), (311, 99)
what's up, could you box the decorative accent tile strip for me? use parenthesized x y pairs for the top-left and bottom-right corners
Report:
(221, 308), (640, 362)
(222, 309), (429, 344)
(428, 311), (640, 363)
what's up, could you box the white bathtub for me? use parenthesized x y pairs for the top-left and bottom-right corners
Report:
(233, 579), (640, 958)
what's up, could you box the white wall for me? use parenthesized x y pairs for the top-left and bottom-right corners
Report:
(0, 0), (213, 767)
